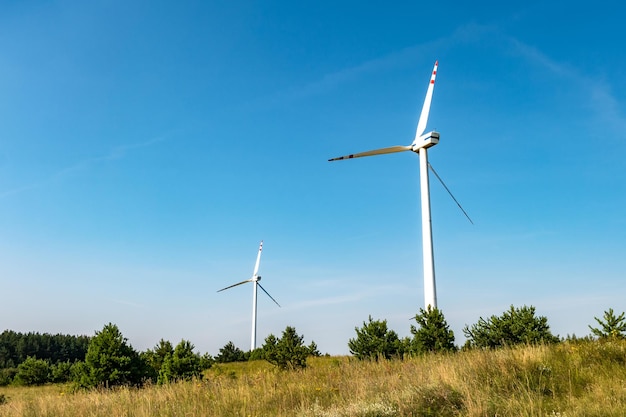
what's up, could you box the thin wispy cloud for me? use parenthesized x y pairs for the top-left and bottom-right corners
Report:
(286, 283), (411, 311)
(265, 21), (625, 140)
(440, 21), (626, 138)
(288, 44), (432, 99)
(0, 135), (167, 199)
(53, 135), (167, 178)
(249, 32), (467, 109)
(288, 22), (497, 101)
(507, 36), (626, 136)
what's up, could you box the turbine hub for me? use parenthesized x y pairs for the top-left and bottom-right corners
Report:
(412, 131), (440, 152)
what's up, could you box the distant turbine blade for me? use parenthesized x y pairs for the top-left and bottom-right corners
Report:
(428, 162), (474, 225)
(217, 279), (252, 292)
(414, 61), (438, 141)
(258, 283), (281, 307)
(252, 241), (263, 276)
(328, 145), (412, 162)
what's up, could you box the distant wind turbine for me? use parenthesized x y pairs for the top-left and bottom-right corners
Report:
(328, 61), (471, 310)
(217, 241), (280, 350)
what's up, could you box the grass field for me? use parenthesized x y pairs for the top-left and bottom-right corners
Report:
(1, 339), (625, 416)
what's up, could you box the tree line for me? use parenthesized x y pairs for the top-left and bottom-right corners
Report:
(0, 331), (89, 369)
(348, 305), (626, 360)
(0, 324), (320, 387)
(1, 306), (624, 387)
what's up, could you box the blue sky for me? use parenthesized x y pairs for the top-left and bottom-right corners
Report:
(1, 1), (625, 355)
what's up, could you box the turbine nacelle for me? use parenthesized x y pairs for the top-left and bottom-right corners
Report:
(411, 131), (439, 152)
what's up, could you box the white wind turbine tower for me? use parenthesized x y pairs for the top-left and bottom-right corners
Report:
(217, 241), (280, 350)
(329, 61), (471, 310)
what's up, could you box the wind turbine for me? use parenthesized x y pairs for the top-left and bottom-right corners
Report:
(217, 241), (281, 351)
(329, 61), (469, 310)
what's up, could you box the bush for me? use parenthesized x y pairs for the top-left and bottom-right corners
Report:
(307, 341), (321, 357)
(171, 340), (203, 379)
(348, 316), (403, 360)
(410, 307), (456, 354)
(589, 308), (626, 339)
(199, 353), (214, 370)
(74, 323), (145, 388)
(0, 368), (17, 386)
(143, 339), (174, 381)
(463, 305), (559, 349)
(50, 360), (73, 383)
(247, 347), (265, 361)
(158, 340), (205, 384)
(215, 341), (246, 363)
(263, 326), (312, 370)
(14, 356), (50, 386)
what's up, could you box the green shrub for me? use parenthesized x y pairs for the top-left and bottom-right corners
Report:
(74, 323), (145, 388)
(215, 341), (246, 363)
(14, 356), (50, 385)
(143, 339), (174, 381)
(50, 360), (73, 383)
(247, 347), (265, 361)
(263, 326), (311, 370)
(410, 307), (456, 354)
(0, 368), (17, 386)
(589, 308), (626, 339)
(348, 316), (403, 360)
(463, 305), (559, 349)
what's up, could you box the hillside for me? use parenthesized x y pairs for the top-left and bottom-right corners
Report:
(1, 339), (626, 416)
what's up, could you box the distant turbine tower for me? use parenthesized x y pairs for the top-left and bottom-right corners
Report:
(329, 61), (470, 309)
(217, 241), (280, 350)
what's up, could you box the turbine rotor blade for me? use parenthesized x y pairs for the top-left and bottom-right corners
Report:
(428, 162), (474, 225)
(217, 279), (252, 292)
(328, 145), (412, 162)
(252, 241), (263, 277)
(414, 61), (438, 141)
(258, 283), (281, 307)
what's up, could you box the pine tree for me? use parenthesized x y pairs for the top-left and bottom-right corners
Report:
(348, 316), (402, 360)
(76, 323), (145, 388)
(463, 305), (559, 349)
(215, 341), (246, 363)
(589, 308), (626, 339)
(410, 307), (456, 354)
(263, 326), (311, 370)
(14, 356), (50, 385)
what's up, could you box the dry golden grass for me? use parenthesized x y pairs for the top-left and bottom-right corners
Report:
(1, 339), (626, 416)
